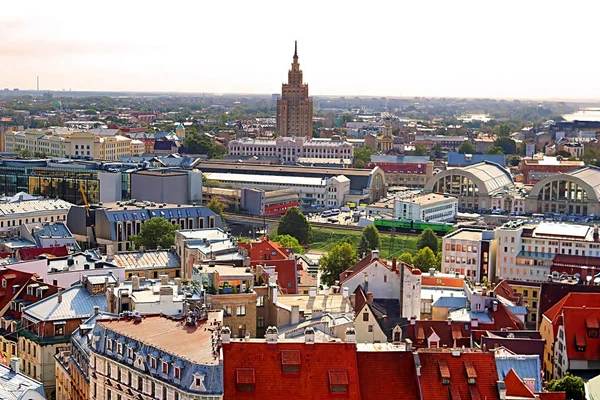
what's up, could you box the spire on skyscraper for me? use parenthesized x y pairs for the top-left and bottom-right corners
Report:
(294, 40), (298, 58)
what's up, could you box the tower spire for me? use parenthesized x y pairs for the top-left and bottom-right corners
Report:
(294, 40), (298, 58)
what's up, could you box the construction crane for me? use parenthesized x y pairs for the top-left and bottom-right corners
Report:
(79, 184), (96, 248)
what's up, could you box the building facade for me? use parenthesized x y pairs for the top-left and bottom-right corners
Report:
(394, 193), (458, 222)
(441, 229), (497, 282)
(276, 42), (313, 137)
(366, 155), (434, 187)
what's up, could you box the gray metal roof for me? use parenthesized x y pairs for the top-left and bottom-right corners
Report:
(495, 354), (542, 392)
(0, 362), (45, 398)
(112, 250), (180, 270)
(23, 284), (107, 322)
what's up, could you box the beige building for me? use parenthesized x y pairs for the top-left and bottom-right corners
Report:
(102, 135), (133, 160)
(54, 348), (71, 400)
(66, 131), (103, 159)
(0, 197), (71, 233)
(5, 130), (67, 156)
(130, 139), (145, 156)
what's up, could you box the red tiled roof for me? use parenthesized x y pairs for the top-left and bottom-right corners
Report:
(561, 307), (600, 361)
(422, 275), (464, 288)
(418, 351), (500, 400)
(503, 368), (535, 399)
(406, 321), (471, 349)
(357, 351), (419, 400)
(0, 269), (59, 323)
(539, 283), (600, 321)
(494, 280), (522, 305)
(222, 342), (360, 400)
(538, 392), (567, 400)
(238, 237), (290, 262)
(252, 259), (297, 294)
(542, 293), (600, 336)
(17, 246), (69, 261)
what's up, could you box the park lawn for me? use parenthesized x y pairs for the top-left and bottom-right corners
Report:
(309, 227), (419, 259)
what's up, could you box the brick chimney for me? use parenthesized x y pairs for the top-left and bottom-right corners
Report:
(391, 258), (397, 272)
(57, 288), (62, 303)
(366, 292), (373, 304)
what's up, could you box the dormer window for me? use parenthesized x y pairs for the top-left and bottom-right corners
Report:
(161, 361), (169, 375)
(236, 368), (255, 392)
(150, 357), (157, 370)
(174, 366), (181, 380)
(107, 339), (113, 352)
(281, 350), (301, 374)
(586, 317), (599, 338)
(464, 361), (477, 385)
(328, 370), (349, 393)
(127, 347), (134, 359)
(117, 342), (123, 355)
(1, 279), (6, 288)
(575, 334), (586, 352)
(439, 359), (450, 385)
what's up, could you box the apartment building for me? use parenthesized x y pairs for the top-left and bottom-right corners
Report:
(89, 312), (224, 400)
(441, 228), (497, 282)
(496, 220), (600, 283)
(0, 196), (71, 233)
(394, 193), (458, 222)
(4, 130), (67, 156)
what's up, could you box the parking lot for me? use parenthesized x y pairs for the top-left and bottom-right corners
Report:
(307, 210), (357, 225)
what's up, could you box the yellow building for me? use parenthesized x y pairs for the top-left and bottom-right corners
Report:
(130, 139), (145, 156)
(66, 131), (103, 159)
(5, 130), (67, 156)
(506, 281), (540, 328)
(54, 348), (71, 400)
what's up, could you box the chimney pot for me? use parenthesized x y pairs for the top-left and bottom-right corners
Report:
(10, 358), (19, 374)
(57, 288), (63, 303)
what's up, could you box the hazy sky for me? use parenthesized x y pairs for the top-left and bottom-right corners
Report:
(2, 0), (600, 100)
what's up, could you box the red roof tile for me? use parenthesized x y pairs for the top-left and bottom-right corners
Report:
(503, 368), (535, 399)
(542, 293), (600, 337)
(222, 342), (360, 400)
(17, 246), (70, 261)
(561, 307), (600, 361)
(418, 351), (500, 400)
(406, 321), (471, 349)
(0, 269), (59, 324)
(422, 275), (464, 288)
(539, 283), (600, 321)
(538, 392), (567, 400)
(356, 351), (419, 400)
(252, 259), (298, 294)
(239, 237), (290, 261)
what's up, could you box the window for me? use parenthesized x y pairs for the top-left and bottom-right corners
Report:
(257, 316), (265, 328)
(383, 275), (387, 283)
(328, 370), (349, 393)
(223, 305), (232, 316)
(150, 357), (157, 370)
(368, 325), (373, 332)
(118, 343), (123, 355)
(256, 295), (264, 306)
(162, 361), (169, 375)
(523, 290), (528, 297)
(174, 366), (181, 380)
(363, 313), (369, 322)
(236, 305), (246, 316)
(281, 350), (301, 373)
(236, 368), (255, 392)
(54, 323), (65, 336)
(533, 290), (538, 298)
(127, 347), (134, 359)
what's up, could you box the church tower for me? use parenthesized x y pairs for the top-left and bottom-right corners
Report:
(276, 41), (313, 137)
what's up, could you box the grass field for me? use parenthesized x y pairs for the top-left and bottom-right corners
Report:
(309, 227), (420, 259)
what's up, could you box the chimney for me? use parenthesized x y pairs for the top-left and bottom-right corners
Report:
(93, 306), (100, 316)
(410, 315), (416, 325)
(366, 292), (373, 304)
(174, 277), (182, 292)
(497, 381), (507, 400)
(492, 300), (498, 312)
(391, 258), (397, 272)
(271, 283), (278, 304)
(345, 327), (356, 343)
(291, 305), (300, 325)
(447, 317), (452, 326)
(265, 326), (278, 343)
(221, 326), (231, 344)
(10, 358), (19, 374)
(132, 275), (140, 291)
(159, 286), (174, 302)
(160, 275), (168, 285)
(309, 287), (317, 298)
(342, 287), (349, 299)
(429, 268), (436, 277)
(57, 288), (62, 303)
(304, 327), (315, 344)
(67, 255), (74, 267)
(471, 318), (479, 328)
(371, 249), (380, 260)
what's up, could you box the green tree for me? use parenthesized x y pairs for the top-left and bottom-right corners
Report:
(433, 143), (443, 158)
(272, 234), (304, 254)
(358, 225), (381, 255)
(277, 207), (311, 245)
(417, 228), (439, 253)
(211, 143), (227, 159)
(509, 155), (521, 167)
(131, 217), (179, 250)
(413, 247), (437, 272)
(183, 132), (213, 155)
(353, 146), (376, 168)
(410, 145), (428, 156)
(458, 141), (475, 154)
(320, 242), (358, 286)
(494, 137), (517, 155)
(206, 197), (225, 217)
(435, 252), (442, 270)
(494, 124), (512, 137)
(398, 252), (414, 265)
(486, 146), (504, 155)
(545, 373), (585, 400)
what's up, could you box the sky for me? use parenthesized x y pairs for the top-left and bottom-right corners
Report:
(2, 0), (600, 100)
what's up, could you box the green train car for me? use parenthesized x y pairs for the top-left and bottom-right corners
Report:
(373, 218), (454, 235)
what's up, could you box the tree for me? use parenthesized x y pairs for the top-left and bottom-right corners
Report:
(433, 143), (443, 159)
(413, 247), (437, 272)
(493, 124), (512, 137)
(435, 252), (442, 270)
(206, 197), (225, 217)
(277, 207), (311, 245)
(320, 242), (358, 286)
(272, 234), (304, 254)
(398, 252), (414, 265)
(486, 146), (504, 155)
(458, 141), (475, 154)
(358, 225), (381, 255)
(494, 137), (517, 155)
(131, 217), (179, 250)
(183, 132), (213, 155)
(353, 146), (376, 168)
(509, 156), (521, 167)
(417, 228), (439, 253)
(410, 145), (428, 156)
(545, 373), (584, 400)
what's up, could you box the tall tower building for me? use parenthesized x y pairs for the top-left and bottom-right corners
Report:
(276, 41), (313, 137)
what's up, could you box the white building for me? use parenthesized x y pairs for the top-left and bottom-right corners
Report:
(442, 228), (497, 282)
(496, 220), (600, 283)
(203, 172), (351, 209)
(228, 136), (354, 163)
(0, 196), (71, 233)
(394, 193), (458, 222)
(339, 250), (422, 319)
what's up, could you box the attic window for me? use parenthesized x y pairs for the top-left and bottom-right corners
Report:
(281, 350), (301, 373)
(328, 370), (349, 393)
(586, 317), (599, 338)
(439, 360), (450, 385)
(575, 333), (586, 352)
(464, 361), (477, 385)
(236, 368), (255, 392)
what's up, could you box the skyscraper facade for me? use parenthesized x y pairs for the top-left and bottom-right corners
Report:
(276, 41), (313, 137)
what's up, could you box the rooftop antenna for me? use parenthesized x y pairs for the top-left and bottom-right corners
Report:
(37, 76), (39, 91)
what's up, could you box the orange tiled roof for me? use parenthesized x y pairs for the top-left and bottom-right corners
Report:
(503, 368), (535, 399)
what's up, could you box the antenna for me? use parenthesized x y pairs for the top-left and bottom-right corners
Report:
(37, 76), (39, 91)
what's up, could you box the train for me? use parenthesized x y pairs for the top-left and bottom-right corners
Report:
(373, 218), (454, 235)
